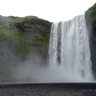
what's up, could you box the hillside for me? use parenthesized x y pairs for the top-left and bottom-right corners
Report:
(0, 15), (52, 58)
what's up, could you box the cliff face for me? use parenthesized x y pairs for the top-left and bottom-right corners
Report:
(85, 3), (96, 78)
(0, 16), (52, 81)
(0, 16), (52, 59)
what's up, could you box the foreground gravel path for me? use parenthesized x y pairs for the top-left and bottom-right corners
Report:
(0, 83), (96, 96)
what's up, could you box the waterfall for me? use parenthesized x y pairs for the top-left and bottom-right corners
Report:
(49, 14), (93, 82)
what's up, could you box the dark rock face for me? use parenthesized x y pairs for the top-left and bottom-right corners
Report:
(85, 3), (96, 79)
(89, 21), (96, 79)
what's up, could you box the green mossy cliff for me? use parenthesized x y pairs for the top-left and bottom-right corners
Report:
(0, 16), (52, 58)
(0, 16), (52, 81)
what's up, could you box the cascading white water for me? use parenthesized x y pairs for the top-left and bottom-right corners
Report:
(49, 14), (93, 82)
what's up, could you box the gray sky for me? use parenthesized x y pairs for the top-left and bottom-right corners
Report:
(0, 0), (95, 22)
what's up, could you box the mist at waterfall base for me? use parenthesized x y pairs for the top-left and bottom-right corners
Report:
(0, 14), (94, 83)
(14, 54), (86, 83)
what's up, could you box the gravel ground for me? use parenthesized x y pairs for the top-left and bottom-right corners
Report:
(0, 83), (96, 96)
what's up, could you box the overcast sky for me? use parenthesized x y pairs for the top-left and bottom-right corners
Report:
(0, 0), (95, 22)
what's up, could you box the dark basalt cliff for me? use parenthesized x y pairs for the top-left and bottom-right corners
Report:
(85, 3), (96, 78)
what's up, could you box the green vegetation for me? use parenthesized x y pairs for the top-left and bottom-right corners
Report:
(86, 3), (96, 22)
(9, 16), (38, 23)
(0, 15), (52, 57)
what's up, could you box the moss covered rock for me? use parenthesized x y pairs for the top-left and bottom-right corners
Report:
(0, 16), (52, 58)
